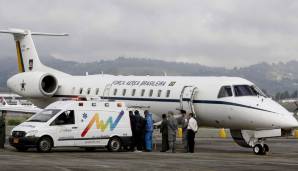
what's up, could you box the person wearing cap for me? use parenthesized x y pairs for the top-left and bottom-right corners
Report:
(167, 111), (178, 153)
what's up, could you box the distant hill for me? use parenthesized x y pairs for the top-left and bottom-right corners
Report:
(0, 56), (297, 96)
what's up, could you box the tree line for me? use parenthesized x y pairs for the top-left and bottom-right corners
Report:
(274, 90), (298, 101)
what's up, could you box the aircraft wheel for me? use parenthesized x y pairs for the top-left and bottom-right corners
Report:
(108, 137), (122, 152)
(253, 144), (265, 155)
(263, 144), (269, 153)
(37, 137), (52, 152)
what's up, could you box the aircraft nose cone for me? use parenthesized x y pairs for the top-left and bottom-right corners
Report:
(285, 115), (298, 128)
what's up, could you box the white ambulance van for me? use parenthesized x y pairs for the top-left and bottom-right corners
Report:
(9, 101), (133, 152)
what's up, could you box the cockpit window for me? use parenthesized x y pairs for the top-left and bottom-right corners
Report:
(234, 85), (256, 96)
(218, 86), (233, 98)
(251, 85), (267, 97)
(233, 85), (267, 97)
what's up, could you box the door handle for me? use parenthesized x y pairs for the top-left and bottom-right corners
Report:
(72, 126), (78, 129)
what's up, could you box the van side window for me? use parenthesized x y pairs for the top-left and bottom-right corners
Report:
(79, 88), (83, 94)
(218, 86), (233, 98)
(95, 88), (99, 95)
(157, 90), (162, 97)
(166, 90), (171, 98)
(141, 89), (145, 97)
(131, 89), (136, 96)
(87, 88), (91, 95)
(149, 89), (153, 97)
(122, 89), (127, 96)
(52, 110), (75, 125)
(113, 89), (118, 96)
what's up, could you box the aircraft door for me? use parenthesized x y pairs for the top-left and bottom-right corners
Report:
(179, 86), (198, 114)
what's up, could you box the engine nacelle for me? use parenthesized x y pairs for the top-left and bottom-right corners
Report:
(7, 72), (58, 98)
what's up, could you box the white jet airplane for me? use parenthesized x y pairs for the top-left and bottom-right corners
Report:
(1, 28), (298, 155)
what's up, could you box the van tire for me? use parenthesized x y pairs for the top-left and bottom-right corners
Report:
(108, 137), (122, 152)
(37, 137), (52, 152)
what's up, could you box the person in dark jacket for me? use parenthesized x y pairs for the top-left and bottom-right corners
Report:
(144, 110), (153, 152)
(129, 111), (136, 151)
(134, 110), (145, 151)
(160, 114), (169, 152)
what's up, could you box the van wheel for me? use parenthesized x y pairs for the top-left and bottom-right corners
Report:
(85, 147), (96, 152)
(108, 137), (122, 152)
(16, 147), (28, 152)
(37, 137), (52, 152)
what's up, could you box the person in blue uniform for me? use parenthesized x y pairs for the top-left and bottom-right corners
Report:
(144, 110), (153, 152)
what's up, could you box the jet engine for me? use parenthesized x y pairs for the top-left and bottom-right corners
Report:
(7, 72), (59, 98)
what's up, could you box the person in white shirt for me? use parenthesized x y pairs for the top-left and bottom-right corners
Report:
(187, 113), (198, 153)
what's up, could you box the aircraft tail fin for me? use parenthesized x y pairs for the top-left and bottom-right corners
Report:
(0, 28), (68, 74)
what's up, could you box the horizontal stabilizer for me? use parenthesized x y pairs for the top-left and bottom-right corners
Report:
(0, 28), (68, 36)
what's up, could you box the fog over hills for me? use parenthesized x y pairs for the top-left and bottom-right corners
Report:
(0, 56), (298, 96)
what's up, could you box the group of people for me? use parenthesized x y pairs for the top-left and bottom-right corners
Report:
(129, 110), (154, 152)
(160, 110), (198, 153)
(129, 109), (198, 153)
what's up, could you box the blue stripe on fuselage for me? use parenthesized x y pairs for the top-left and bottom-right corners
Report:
(53, 95), (275, 113)
(100, 96), (275, 113)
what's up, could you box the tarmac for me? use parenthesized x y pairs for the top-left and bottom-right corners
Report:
(1, 137), (298, 171)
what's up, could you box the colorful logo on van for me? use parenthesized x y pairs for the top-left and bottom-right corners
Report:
(81, 111), (124, 137)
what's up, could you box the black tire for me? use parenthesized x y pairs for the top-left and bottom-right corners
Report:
(16, 147), (28, 152)
(37, 137), (52, 152)
(253, 144), (266, 155)
(108, 137), (122, 152)
(263, 144), (269, 153)
(85, 147), (96, 152)
(253, 144), (262, 155)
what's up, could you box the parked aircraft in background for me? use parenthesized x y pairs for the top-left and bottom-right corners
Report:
(0, 93), (41, 114)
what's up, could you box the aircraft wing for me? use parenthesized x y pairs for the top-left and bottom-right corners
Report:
(0, 106), (41, 114)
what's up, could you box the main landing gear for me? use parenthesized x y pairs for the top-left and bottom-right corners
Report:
(253, 143), (269, 155)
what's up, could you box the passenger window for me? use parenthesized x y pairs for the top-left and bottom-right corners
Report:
(52, 110), (75, 125)
(141, 89), (145, 97)
(87, 88), (91, 95)
(218, 86), (233, 98)
(113, 89), (118, 96)
(157, 90), (162, 97)
(131, 89), (136, 96)
(166, 90), (171, 98)
(95, 88), (99, 95)
(149, 89), (153, 97)
(122, 89), (127, 96)
(79, 88), (83, 94)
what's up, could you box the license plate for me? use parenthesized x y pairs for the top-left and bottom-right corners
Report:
(13, 138), (19, 144)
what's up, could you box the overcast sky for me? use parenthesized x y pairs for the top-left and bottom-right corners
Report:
(0, 0), (298, 68)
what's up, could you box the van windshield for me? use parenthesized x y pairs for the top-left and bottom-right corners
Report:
(27, 109), (61, 122)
